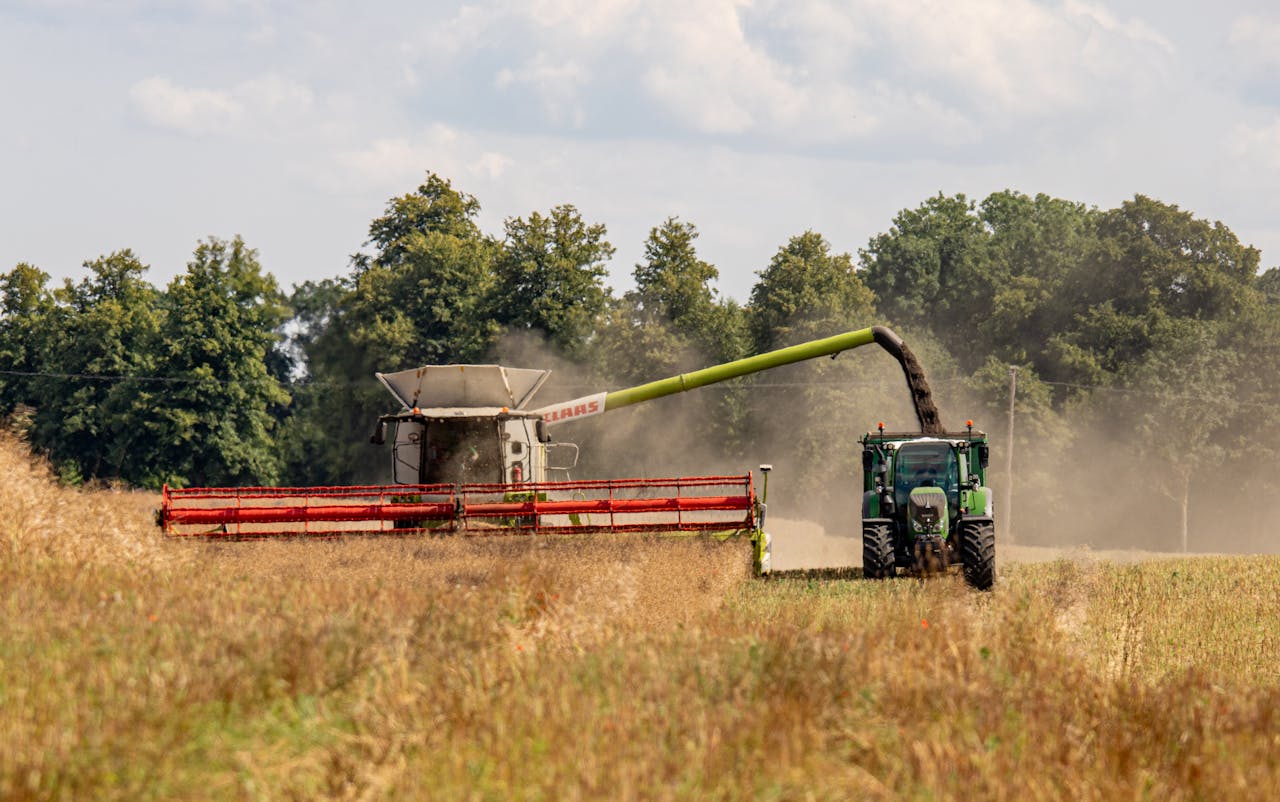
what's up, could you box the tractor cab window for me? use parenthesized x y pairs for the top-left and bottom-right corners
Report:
(894, 442), (960, 511)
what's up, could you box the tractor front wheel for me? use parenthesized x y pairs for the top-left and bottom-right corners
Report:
(960, 521), (995, 591)
(862, 523), (895, 580)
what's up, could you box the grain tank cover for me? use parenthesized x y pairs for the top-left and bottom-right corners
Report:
(376, 365), (551, 411)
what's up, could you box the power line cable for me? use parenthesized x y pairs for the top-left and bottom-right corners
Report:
(0, 368), (279, 386)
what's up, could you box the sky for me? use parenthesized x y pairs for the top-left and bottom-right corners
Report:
(3, 0), (1279, 304)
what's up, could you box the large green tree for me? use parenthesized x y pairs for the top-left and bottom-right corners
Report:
(598, 218), (746, 384)
(974, 192), (1097, 374)
(0, 263), (57, 417)
(1045, 196), (1261, 388)
(750, 230), (877, 352)
(344, 173), (500, 368)
(492, 204), (614, 357)
(143, 237), (289, 487)
(28, 251), (163, 482)
(858, 194), (987, 335)
(859, 190), (1099, 376)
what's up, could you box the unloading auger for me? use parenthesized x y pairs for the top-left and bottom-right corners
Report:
(158, 325), (944, 577)
(533, 325), (941, 433)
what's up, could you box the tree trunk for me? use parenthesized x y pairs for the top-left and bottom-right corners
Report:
(1180, 470), (1190, 553)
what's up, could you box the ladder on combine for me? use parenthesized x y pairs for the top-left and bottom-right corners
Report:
(159, 475), (757, 539)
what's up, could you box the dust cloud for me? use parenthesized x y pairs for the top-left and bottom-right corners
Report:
(492, 326), (1280, 568)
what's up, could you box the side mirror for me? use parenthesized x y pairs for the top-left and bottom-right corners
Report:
(862, 450), (873, 472)
(977, 444), (990, 469)
(370, 419), (387, 445)
(536, 419), (551, 444)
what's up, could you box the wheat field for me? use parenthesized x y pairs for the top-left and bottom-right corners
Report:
(2, 431), (1278, 801)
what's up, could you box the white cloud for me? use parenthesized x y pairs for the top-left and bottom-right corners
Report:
(1233, 118), (1280, 171)
(522, 0), (642, 38)
(1065, 0), (1174, 53)
(1228, 14), (1280, 68)
(130, 77), (243, 133)
(494, 54), (588, 93)
(635, 1), (797, 133)
(440, 0), (1175, 147)
(1229, 13), (1280, 48)
(494, 53), (590, 127)
(129, 74), (314, 137)
(416, 2), (508, 58)
(614, 0), (887, 142)
(333, 125), (514, 189)
(334, 136), (425, 185)
(858, 0), (1176, 118)
(244, 24), (276, 45)
(471, 151), (512, 180)
(866, 0), (1070, 108)
(238, 75), (313, 115)
(770, 0), (873, 71)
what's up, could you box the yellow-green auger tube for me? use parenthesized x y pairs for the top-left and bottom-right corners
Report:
(537, 325), (941, 433)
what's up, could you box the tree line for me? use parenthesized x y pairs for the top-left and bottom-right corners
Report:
(3, 173), (1277, 551)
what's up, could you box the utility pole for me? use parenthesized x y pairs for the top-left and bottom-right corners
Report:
(1005, 365), (1017, 542)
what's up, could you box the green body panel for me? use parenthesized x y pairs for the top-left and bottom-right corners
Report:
(963, 487), (991, 517)
(604, 327), (878, 411)
(752, 529), (771, 576)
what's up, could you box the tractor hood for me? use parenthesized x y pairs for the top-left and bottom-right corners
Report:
(908, 487), (948, 531)
(376, 365), (551, 411)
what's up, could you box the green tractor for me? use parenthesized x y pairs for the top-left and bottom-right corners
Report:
(860, 424), (996, 590)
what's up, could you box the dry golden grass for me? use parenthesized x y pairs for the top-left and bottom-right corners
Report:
(3, 430), (1279, 801)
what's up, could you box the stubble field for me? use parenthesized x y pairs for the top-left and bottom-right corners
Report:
(3, 433), (1278, 801)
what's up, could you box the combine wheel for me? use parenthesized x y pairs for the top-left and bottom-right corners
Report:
(960, 521), (995, 591)
(862, 523), (896, 580)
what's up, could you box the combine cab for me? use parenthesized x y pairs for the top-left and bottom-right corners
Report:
(368, 364), (564, 485)
(860, 424), (996, 589)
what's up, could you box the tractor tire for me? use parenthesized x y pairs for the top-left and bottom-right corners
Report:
(960, 521), (995, 591)
(863, 523), (896, 580)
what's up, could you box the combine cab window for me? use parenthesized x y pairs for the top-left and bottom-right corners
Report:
(422, 420), (504, 483)
(391, 420), (425, 484)
(894, 442), (960, 512)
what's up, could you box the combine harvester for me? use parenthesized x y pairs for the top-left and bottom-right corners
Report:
(159, 325), (995, 586)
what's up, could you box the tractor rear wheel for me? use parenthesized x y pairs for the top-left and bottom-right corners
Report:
(960, 521), (995, 591)
(863, 523), (895, 580)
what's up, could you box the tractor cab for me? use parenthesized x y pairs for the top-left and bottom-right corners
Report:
(892, 441), (961, 519)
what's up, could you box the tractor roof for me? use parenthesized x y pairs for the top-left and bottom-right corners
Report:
(861, 430), (988, 445)
(376, 364), (552, 412)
